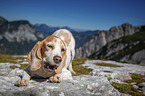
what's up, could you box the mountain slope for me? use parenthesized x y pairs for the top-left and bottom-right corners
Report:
(0, 16), (44, 54)
(89, 26), (145, 65)
(75, 23), (141, 58)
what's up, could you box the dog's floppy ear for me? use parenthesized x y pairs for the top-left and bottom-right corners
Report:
(28, 41), (44, 71)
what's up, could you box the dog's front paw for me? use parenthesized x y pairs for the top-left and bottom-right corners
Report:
(15, 79), (29, 87)
(49, 74), (60, 83)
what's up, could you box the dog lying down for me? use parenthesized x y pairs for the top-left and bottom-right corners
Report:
(15, 29), (76, 86)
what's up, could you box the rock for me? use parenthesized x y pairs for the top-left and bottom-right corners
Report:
(1, 60), (145, 96)
(143, 87), (145, 94)
(133, 85), (139, 89)
(110, 72), (131, 81)
(138, 82), (145, 87)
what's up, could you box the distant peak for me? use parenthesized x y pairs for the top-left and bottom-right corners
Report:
(10, 20), (30, 24)
(121, 23), (133, 26)
(0, 16), (8, 25)
(109, 23), (134, 31)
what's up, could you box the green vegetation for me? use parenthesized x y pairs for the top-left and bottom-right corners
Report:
(72, 58), (93, 76)
(94, 62), (124, 67)
(111, 73), (145, 96)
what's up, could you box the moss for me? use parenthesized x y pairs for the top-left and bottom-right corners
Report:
(94, 63), (124, 67)
(112, 82), (145, 96)
(72, 58), (93, 76)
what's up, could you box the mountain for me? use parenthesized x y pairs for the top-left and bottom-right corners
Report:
(34, 24), (86, 36)
(75, 23), (145, 65)
(34, 24), (100, 48)
(34, 24), (80, 37)
(0, 16), (44, 54)
(89, 26), (145, 65)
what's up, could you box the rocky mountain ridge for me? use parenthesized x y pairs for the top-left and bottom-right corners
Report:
(89, 26), (145, 65)
(0, 16), (44, 54)
(75, 23), (141, 58)
(75, 23), (144, 64)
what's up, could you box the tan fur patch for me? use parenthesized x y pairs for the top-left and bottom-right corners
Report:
(61, 32), (70, 46)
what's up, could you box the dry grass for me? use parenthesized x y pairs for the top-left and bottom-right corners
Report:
(0, 54), (28, 70)
(124, 73), (145, 84)
(94, 62), (124, 67)
(72, 58), (93, 76)
(103, 70), (113, 73)
(112, 82), (145, 96)
(10, 64), (29, 70)
(0, 54), (27, 64)
(112, 73), (145, 96)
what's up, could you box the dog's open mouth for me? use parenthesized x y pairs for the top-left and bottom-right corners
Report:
(44, 62), (57, 72)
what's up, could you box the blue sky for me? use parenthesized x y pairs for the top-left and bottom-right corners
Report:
(0, 0), (145, 30)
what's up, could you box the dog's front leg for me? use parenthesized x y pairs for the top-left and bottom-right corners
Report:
(15, 67), (33, 86)
(49, 74), (61, 83)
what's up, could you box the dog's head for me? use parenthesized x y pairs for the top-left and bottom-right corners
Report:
(28, 35), (69, 74)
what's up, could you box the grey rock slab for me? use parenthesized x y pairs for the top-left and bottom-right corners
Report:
(1, 60), (145, 96)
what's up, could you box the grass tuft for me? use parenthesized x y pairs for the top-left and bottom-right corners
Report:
(94, 63), (124, 67)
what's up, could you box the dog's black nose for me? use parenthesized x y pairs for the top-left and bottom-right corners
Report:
(53, 56), (62, 63)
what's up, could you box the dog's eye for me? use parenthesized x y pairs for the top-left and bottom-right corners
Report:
(61, 48), (65, 52)
(47, 45), (53, 48)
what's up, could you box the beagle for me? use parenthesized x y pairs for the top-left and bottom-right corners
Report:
(15, 29), (75, 86)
